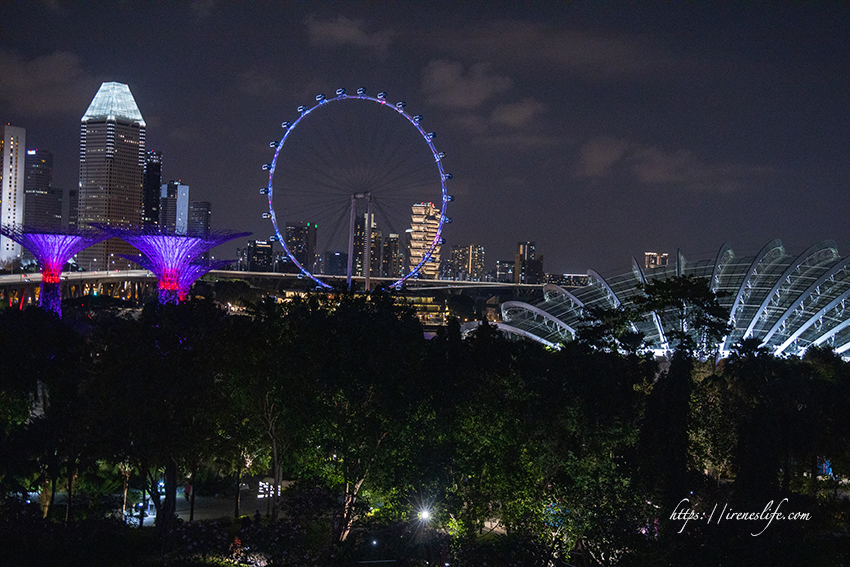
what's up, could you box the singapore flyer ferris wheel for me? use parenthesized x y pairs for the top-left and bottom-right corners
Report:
(261, 87), (453, 290)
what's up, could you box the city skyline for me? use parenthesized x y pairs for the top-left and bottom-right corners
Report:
(2, 3), (848, 275)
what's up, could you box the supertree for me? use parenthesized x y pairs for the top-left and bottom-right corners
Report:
(129, 255), (234, 302)
(0, 224), (110, 317)
(101, 226), (250, 304)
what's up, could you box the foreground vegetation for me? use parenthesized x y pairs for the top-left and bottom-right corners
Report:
(1, 281), (850, 565)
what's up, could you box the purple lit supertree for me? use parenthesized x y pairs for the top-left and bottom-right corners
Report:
(0, 224), (110, 317)
(101, 226), (250, 304)
(127, 255), (234, 302)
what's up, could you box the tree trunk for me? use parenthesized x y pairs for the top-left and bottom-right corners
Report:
(234, 462), (243, 519)
(157, 458), (178, 533)
(48, 477), (56, 520)
(39, 477), (51, 519)
(65, 467), (76, 524)
(270, 434), (280, 521)
(121, 464), (130, 520)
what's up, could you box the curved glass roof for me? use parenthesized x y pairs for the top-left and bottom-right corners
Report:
(499, 239), (850, 359)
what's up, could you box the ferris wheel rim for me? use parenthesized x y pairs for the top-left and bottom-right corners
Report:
(263, 88), (451, 289)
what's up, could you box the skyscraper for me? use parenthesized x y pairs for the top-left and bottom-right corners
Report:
(143, 150), (162, 228)
(159, 180), (189, 234)
(285, 221), (317, 273)
(23, 149), (62, 229)
(447, 244), (486, 281)
(382, 234), (403, 279)
(77, 82), (146, 269)
(515, 241), (542, 284)
(408, 202), (442, 279)
(188, 201), (212, 237)
(0, 125), (26, 264)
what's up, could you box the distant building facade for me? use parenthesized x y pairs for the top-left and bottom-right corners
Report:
(408, 202), (442, 279)
(143, 150), (162, 228)
(188, 201), (212, 237)
(514, 241), (543, 284)
(0, 125), (26, 263)
(495, 259), (515, 283)
(159, 180), (189, 234)
(284, 221), (317, 273)
(382, 234), (403, 279)
(446, 244), (486, 281)
(23, 149), (62, 229)
(77, 82), (146, 268)
(246, 240), (273, 272)
(545, 273), (589, 287)
(645, 252), (669, 269)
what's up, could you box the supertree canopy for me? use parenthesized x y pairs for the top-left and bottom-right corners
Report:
(127, 254), (234, 302)
(0, 224), (110, 316)
(103, 226), (250, 303)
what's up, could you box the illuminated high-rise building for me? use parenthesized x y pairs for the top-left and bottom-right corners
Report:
(285, 221), (317, 273)
(142, 150), (162, 228)
(382, 234), (403, 279)
(408, 202), (442, 279)
(645, 252), (669, 270)
(23, 149), (62, 229)
(1, 125), (26, 263)
(159, 180), (189, 235)
(188, 201), (212, 237)
(447, 244), (486, 281)
(77, 82), (146, 269)
(515, 241), (542, 284)
(495, 259), (515, 283)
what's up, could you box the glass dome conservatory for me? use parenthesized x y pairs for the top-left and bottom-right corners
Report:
(481, 240), (850, 359)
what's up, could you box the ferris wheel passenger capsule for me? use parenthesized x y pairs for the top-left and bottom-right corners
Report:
(269, 236), (279, 242)
(377, 92), (387, 100)
(316, 94), (326, 102)
(259, 187), (269, 194)
(297, 105), (308, 113)
(426, 132), (435, 140)
(269, 141), (279, 148)
(413, 115), (423, 123)
(261, 163), (272, 170)
(443, 173), (452, 180)
(281, 121), (291, 128)
(357, 87), (367, 95)
(444, 195), (455, 202)
(262, 212), (271, 219)
(442, 216), (452, 223)
(396, 101), (406, 109)
(336, 88), (346, 96)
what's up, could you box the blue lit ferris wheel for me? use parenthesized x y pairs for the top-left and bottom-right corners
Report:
(261, 88), (452, 290)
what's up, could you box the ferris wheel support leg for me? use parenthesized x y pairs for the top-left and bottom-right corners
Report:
(347, 194), (356, 290)
(365, 194), (372, 292)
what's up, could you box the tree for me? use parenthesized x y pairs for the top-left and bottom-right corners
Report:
(632, 275), (730, 532)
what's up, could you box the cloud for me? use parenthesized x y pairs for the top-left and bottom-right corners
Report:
(579, 137), (632, 177)
(578, 136), (772, 192)
(235, 67), (285, 97)
(437, 21), (684, 80)
(191, 0), (216, 20)
(0, 50), (96, 116)
(304, 15), (393, 53)
(490, 98), (545, 129)
(422, 60), (512, 110)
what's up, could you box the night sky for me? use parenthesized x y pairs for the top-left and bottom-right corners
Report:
(2, 2), (848, 275)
